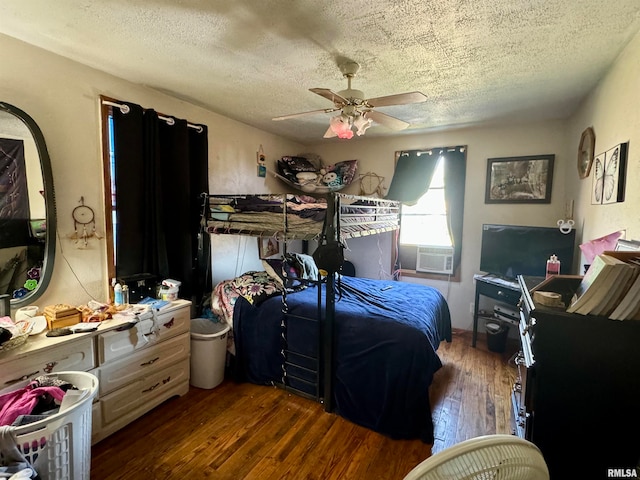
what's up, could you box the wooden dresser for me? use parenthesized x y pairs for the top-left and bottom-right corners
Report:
(0, 300), (191, 444)
(515, 276), (640, 478)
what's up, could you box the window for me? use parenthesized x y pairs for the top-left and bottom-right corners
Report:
(99, 95), (210, 305)
(399, 157), (452, 247)
(387, 147), (466, 279)
(106, 113), (118, 271)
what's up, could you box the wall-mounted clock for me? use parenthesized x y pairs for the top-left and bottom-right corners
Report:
(577, 127), (595, 179)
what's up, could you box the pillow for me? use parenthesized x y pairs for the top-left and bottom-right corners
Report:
(232, 271), (282, 306)
(280, 156), (317, 172)
(262, 259), (285, 287)
(325, 159), (358, 187)
(262, 258), (304, 289)
(285, 253), (319, 281)
(277, 156), (317, 183)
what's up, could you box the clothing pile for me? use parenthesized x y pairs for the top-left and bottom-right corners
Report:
(0, 375), (79, 479)
(0, 318), (25, 350)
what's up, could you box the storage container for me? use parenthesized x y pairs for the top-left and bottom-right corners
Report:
(159, 286), (179, 301)
(0, 371), (99, 480)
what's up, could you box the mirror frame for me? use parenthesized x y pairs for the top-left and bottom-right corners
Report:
(0, 102), (56, 307)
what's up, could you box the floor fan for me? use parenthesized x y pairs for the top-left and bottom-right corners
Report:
(402, 434), (549, 480)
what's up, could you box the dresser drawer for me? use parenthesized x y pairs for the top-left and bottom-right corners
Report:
(98, 318), (155, 364)
(98, 305), (190, 364)
(96, 332), (190, 396)
(0, 337), (95, 387)
(99, 358), (189, 425)
(151, 306), (190, 341)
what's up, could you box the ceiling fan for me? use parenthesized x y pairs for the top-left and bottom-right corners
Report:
(272, 61), (427, 139)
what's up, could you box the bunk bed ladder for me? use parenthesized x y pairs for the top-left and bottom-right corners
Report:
(278, 281), (322, 402)
(276, 193), (342, 409)
(278, 212), (322, 402)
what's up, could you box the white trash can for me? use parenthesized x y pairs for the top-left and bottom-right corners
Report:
(190, 318), (230, 389)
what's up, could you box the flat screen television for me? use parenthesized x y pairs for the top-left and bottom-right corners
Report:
(480, 224), (576, 279)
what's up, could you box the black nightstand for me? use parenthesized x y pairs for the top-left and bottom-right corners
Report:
(471, 274), (523, 347)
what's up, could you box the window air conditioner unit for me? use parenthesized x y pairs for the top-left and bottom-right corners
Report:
(416, 245), (454, 274)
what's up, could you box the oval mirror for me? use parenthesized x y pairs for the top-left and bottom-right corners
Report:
(0, 102), (56, 307)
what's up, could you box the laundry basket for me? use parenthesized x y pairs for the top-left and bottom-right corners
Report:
(0, 371), (99, 480)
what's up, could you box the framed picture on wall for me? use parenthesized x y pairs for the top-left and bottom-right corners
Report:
(592, 142), (628, 205)
(258, 236), (280, 259)
(485, 154), (554, 204)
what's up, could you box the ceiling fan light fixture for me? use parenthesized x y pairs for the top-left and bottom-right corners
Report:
(329, 114), (354, 139)
(275, 61), (425, 139)
(353, 113), (372, 136)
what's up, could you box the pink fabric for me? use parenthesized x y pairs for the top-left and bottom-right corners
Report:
(0, 384), (66, 426)
(579, 230), (623, 264)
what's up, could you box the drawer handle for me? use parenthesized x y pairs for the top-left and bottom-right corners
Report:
(163, 318), (175, 329)
(142, 382), (160, 393)
(140, 357), (160, 367)
(141, 376), (172, 393)
(4, 370), (40, 386)
(44, 361), (58, 373)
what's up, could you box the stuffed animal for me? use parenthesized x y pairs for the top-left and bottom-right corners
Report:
(322, 171), (341, 188)
(295, 171), (319, 192)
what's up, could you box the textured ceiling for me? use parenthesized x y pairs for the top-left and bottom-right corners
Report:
(1, 0), (640, 144)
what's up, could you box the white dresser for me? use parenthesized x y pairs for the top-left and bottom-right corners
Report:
(0, 299), (191, 444)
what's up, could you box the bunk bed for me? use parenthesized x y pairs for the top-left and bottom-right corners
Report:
(207, 192), (452, 443)
(206, 192), (400, 241)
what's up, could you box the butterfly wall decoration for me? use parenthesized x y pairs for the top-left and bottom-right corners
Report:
(591, 142), (628, 205)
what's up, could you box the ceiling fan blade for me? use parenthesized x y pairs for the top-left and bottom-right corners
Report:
(272, 108), (337, 121)
(367, 110), (410, 130)
(366, 91), (427, 108)
(310, 88), (348, 105)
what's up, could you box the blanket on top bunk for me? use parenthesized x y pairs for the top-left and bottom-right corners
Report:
(206, 194), (400, 240)
(231, 275), (452, 443)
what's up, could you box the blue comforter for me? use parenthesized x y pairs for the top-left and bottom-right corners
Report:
(232, 275), (452, 443)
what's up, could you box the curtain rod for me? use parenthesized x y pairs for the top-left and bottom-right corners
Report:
(102, 100), (204, 133)
(416, 146), (465, 156)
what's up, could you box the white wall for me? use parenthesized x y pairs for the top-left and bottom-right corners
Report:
(565, 28), (640, 260)
(0, 33), (303, 310)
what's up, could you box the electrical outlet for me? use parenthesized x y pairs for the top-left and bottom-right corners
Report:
(470, 302), (475, 314)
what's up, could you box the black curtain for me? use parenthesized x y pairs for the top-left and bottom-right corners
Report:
(386, 147), (466, 272)
(443, 149), (466, 270)
(112, 102), (209, 306)
(189, 128), (211, 306)
(386, 150), (439, 204)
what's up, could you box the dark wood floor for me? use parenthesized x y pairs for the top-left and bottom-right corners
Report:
(90, 329), (519, 479)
